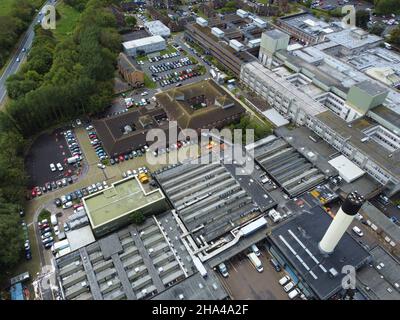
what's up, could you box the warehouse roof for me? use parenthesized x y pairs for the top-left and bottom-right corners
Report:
(122, 35), (165, 50)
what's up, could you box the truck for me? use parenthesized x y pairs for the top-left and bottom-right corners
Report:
(247, 252), (263, 272)
(51, 239), (70, 254)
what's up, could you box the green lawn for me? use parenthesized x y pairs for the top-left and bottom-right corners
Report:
(0, 0), (45, 15)
(53, 2), (81, 40)
(0, 0), (15, 15)
(144, 74), (157, 89)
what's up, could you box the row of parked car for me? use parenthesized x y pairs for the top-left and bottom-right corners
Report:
(38, 219), (55, 250)
(64, 130), (83, 162)
(21, 219), (31, 260)
(109, 145), (149, 165)
(121, 166), (149, 178)
(278, 275), (306, 300)
(147, 51), (180, 63)
(86, 125), (108, 161)
(152, 139), (195, 157)
(54, 180), (109, 209)
(149, 57), (193, 75)
(31, 177), (74, 198)
(156, 68), (201, 87)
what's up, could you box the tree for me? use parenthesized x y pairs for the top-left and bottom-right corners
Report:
(389, 26), (400, 46)
(356, 10), (370, 29)
(370, 22), (386, 36)
(131, 212), (145, 225)
(125, 15), (137, 28)
(0, 212), (23, 274)
(374, 0), (400, 15)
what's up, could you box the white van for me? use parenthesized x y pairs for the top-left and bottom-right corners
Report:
(248, 252), (263, 273)
(251, 244), (261, 257)
(284, 281), (295, 292)
(279, 275), (291, 286)
(288, 288), (300, 299)
(51, 214), (58, 226)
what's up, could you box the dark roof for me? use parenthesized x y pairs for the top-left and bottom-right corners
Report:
(156, 79), (245, 130)
(121, 30), (151, 42)
(268, 205), (370, 300)
(316, 111), (400, 178)
(93, 108), (170, 156)
(354, 80), (388, 96)
(118, 53), (142, 73)
(370, 105), (400, 131)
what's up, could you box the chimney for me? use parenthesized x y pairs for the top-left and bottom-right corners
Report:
(319, 192), (364, 255)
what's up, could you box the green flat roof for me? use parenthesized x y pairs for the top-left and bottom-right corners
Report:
(83, 177), (164, 228)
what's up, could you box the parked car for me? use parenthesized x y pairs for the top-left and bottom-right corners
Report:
(56, 163), (63, 171)
(217, 263), (229, 278)
(352, 226), (364, 237)
(50, 163), (56, 172)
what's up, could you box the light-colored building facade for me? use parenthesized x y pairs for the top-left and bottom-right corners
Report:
(123, 35), (166, 57)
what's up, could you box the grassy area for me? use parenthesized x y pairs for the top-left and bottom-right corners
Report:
(0, 0), (15, 15)
(159, 45), (177, 56)
(53, 2), (81, 41)
(144, 74), (157, 89)
(0, 0), (45, 15)
(38, 209), (51, 222)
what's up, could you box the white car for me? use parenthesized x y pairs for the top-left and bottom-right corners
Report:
(62, 201), (73, 209)
(50, 163), (56, 172)
(141, 91), (148, 96)
(54, 226), (59, 236)
(352, 226), (364, 237)
(56, 162), (63, 171)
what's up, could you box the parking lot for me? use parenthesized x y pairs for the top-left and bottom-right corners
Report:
(218, 246), (289, 300)
(25, 128), (82, 189)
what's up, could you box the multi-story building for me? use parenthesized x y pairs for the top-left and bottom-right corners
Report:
(184, 13), (267, 76)
(117, 53), (144, 88)
(240, 24), (400, 196)
(122, 35), (166, 57)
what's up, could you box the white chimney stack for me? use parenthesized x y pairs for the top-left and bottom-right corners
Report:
(319, 192), (364, 255)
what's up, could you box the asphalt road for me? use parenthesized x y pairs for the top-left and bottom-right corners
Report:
(0, 0), (55, 106)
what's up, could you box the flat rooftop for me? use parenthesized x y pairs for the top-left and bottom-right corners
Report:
(83, 176), (165, 229)
(122, 35), (165, 50)
(279, 13), (342, 39)
(268, 205), (371, 300)
(315, 111), (400, 178)
(370, 105), (400, 132)
(325, 28), (382, 50)
(357, 246), (400, 300)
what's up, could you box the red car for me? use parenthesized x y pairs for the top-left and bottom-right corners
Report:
(177, 141), (183, 148)
(119, 155), (124, 162)
(73, 203), (83, 210)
